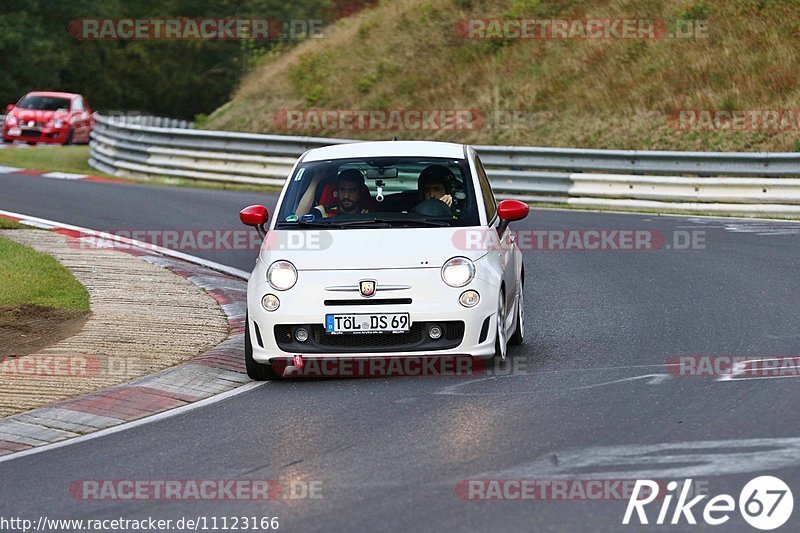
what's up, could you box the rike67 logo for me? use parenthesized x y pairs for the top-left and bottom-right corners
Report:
(623, 476), (793, 530)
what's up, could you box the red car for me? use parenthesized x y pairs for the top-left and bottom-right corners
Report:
(2, 91), (92, 145)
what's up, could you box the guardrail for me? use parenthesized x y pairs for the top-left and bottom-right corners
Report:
(89, 114), (800, 217)
(98, 114), (194, 129)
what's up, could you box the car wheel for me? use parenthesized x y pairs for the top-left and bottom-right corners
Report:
(494, 289), (508, 360)
(245, 313), (282, 380)
(26, 141), (36, 146)
(62, 128), (74, 146)
(509, 283), (524, 346)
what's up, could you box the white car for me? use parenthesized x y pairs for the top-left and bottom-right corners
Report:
(239, 141), (529, 379)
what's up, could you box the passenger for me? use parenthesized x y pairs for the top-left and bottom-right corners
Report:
(296, 169), (371, 217)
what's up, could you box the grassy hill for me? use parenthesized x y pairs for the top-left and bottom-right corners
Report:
(204, 0), (800, 152)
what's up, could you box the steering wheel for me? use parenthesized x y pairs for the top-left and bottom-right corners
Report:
(412, 198), (453, 217)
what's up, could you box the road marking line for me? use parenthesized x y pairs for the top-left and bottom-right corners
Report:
(41, 172), (88, 180)
(565, 373), (671, 390)
(482, 437), (800, 480)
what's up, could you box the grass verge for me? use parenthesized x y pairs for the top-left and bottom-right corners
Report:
(0, 145), (112, 177)
(0, 235), (90, 312)
(0, 218), (25, 229)
(205, 0), (800, 153)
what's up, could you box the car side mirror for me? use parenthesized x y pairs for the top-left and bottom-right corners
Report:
(5, 104), (13, 112)
(240, 205), (269, 239)
(497, 199), (530, 222)
(496, 199), (529, 235)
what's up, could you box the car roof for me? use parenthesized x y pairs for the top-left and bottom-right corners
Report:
(23, 91), (80, 99)
(302, 141), (466, 162)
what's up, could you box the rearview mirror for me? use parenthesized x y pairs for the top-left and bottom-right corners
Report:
(365, 167), (398, 179)
(5, 104), (13, 112)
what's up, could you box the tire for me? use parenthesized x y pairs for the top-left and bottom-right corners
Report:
(509, 282), (525, 346)
(62, 128), (74, 146)
(245, 313), (282, 380)
(494, 289), (508, 360)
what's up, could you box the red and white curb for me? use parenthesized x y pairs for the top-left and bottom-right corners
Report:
(0, 210), (258, 462)
(0, 165), (123, 183)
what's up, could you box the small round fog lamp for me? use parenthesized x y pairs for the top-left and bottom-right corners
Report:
(459, 290), (480, 308)
(262, 294), (280, 311)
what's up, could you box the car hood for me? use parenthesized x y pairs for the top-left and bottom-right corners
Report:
(12, 109), (67, 123)
(260, 227), (490, 270)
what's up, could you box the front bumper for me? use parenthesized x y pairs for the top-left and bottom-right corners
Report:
(247, 265), (500, 363)
(2, 125), (69, 143)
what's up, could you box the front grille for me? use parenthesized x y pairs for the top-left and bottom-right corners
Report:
(323, 298), (412, 306)
(20, 129), (41, 138)
(274, 321), (464, 353)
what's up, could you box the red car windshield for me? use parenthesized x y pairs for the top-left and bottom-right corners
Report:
(16, 96), (71, 111)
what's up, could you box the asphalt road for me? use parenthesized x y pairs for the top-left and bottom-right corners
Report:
(2, 171), (800, 532)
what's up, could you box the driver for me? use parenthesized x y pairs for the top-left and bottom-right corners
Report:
(296, 168), (371, 218)
(417, 165), (454, 207)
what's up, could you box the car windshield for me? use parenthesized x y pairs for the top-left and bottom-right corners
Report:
(276, 156), (481, 228)
(16, 95), (71, 111)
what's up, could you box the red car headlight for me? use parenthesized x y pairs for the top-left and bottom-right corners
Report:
(46, 119), (66, 128)
(5, 115), (17, 126)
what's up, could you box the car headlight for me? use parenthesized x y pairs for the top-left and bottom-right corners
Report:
(46, 119), (65, 128)
(441, 257), (475, 287)
(5, 115), (17, 126)
(267, 260), (297, 290)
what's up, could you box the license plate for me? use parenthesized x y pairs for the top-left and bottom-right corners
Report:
(325, 313), (410, 334)
(8, 128), (20, 136)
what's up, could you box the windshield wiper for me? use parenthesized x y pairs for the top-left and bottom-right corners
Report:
(276, 219), (394, 229)
(325, 219), (393, 228)
(401, 218), (451, 227)
(332, 218), (451, 227)
(275, 220), (337, 228)
(276, 218), (451, 229)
